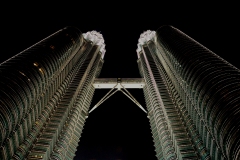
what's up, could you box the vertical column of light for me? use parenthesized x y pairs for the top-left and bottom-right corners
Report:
(12, 27), (84, 159)
(51, 31), (106, 160)
(26, 31), (104, 159)
(140, 70), (164, 159)
(156, 25), (240, 159)
(26, 38), (94, 159)
(0, 27), (84, 159)
(138, 57), (165, 158)
(53, 52), (101, 159)
(146, 38), (200, 159)
(155, 26), (222, 159)
(13, 37), (90, 160)
(155, 27), (222, 159)
(152, 30), (210, 159)
(137, 31), (177, 160)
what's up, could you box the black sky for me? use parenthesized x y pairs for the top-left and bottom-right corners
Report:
(0, 2), (239, 160)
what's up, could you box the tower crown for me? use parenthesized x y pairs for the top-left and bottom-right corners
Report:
(136, 30), (156, 58)
(83, 31), (106, 58)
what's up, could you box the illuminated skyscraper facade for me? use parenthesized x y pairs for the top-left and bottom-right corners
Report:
(0, 27), (105, 159)
(1, 25), (240, 160)
(137, 26), (240, 160)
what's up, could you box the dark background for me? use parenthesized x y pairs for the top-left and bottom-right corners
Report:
(0, 2), (239, 160)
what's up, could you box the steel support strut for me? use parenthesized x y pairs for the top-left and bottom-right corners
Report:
(88, 78), (147, 114)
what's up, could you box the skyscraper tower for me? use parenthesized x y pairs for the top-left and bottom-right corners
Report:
(1, 25), (240, 160)
(0, 27), (105, 159)
(137, 26), (240, 160)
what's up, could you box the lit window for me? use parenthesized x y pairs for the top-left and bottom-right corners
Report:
(19, 71), (26, 76)
(33, 62), (39, 67)
(39, 68), (44, 74)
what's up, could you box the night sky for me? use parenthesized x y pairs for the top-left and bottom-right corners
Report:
(0, 2), (239, 160)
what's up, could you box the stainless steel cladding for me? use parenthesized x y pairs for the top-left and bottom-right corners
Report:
(0, 27), (105, 159)
(137, 25), (240, 160)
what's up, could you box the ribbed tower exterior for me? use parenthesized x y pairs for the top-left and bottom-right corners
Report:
(137, 26), (240, 160)
(0, 27), (105, 159)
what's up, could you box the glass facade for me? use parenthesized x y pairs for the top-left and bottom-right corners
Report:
(137, 26), (240, 160)
(0, 27), (105, 159)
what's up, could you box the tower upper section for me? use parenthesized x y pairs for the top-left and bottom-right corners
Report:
(83, 31), (106, 59)
(136, 30), (156, 58)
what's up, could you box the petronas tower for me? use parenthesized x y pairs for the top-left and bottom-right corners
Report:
(137, 26), (240, 160)
(1, 25), (240, 160)
(0, 27), (105, 159)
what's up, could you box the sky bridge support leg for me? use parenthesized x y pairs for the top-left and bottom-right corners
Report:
(89, 78), (147, 114)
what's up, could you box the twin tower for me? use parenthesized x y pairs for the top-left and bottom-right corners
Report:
(1, 26), (240, 160)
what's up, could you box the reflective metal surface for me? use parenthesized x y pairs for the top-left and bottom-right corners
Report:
(137, 25), (240, 160)
(0, 27), (105, 159)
